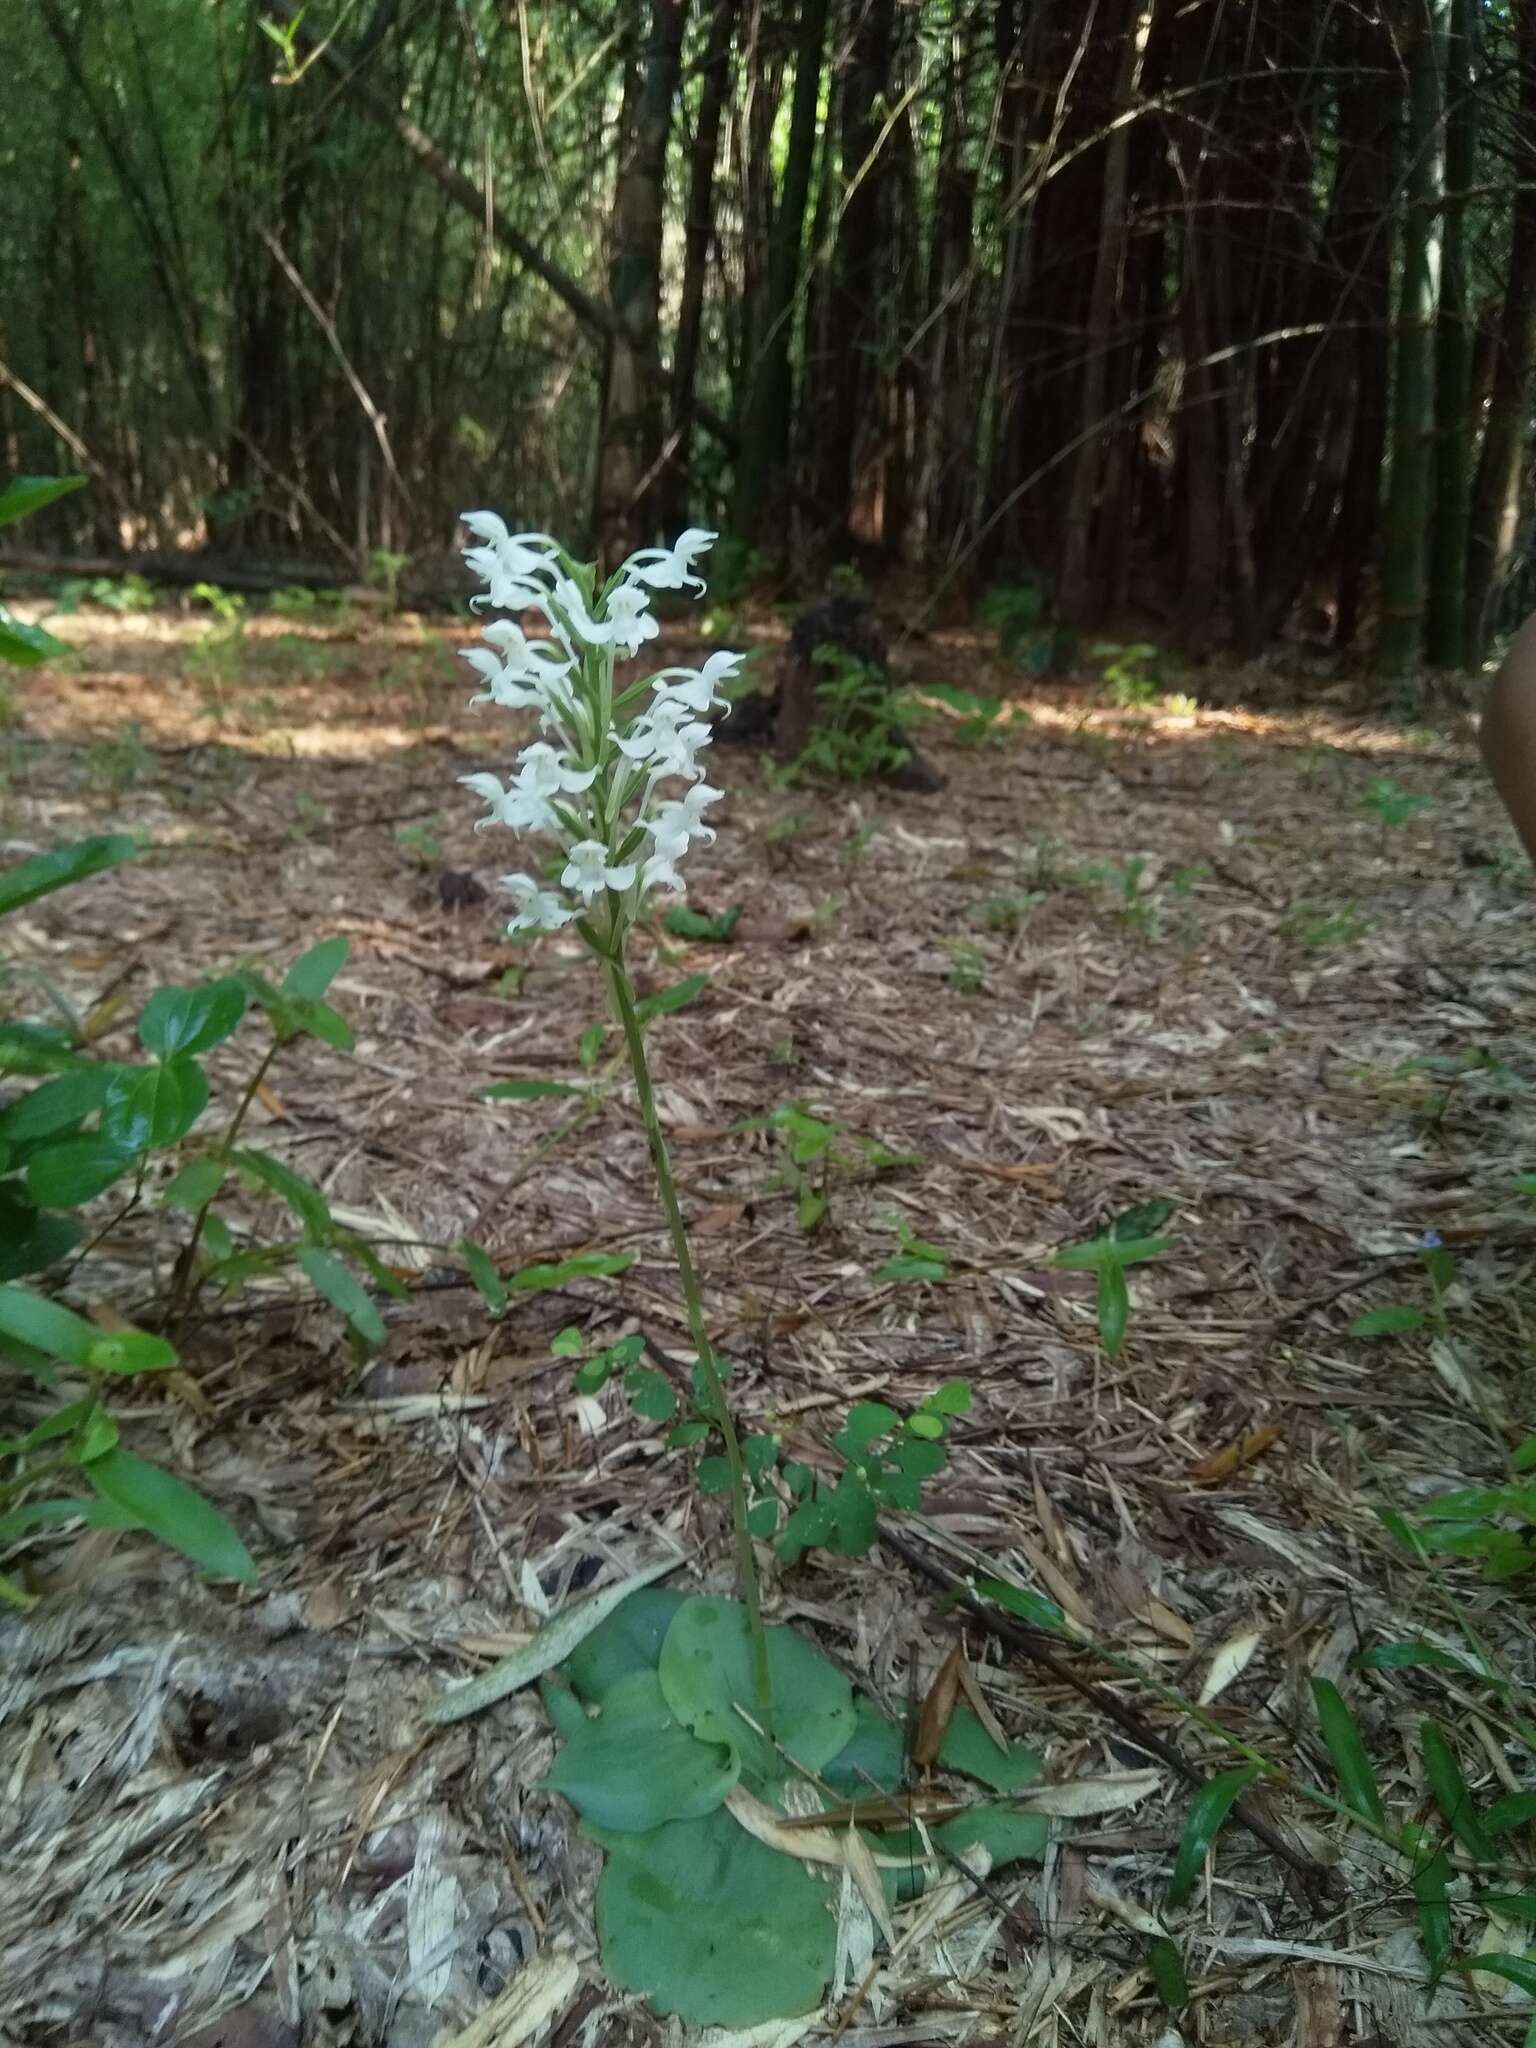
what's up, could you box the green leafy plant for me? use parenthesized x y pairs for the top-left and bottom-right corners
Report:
(0, 475), (87, 666)
(1350, 1233), (1457, 1343)
(1359, 774), (1435, 838)
(978, 581), (1045, 661)
(1280, 899), (1374, 952)
(906, 680), (1029, 747)
(1091, 640), (1165, 707)
(877, 1215), (950, 1282)
(942, 936), (988, 992)
(84, 720), (153, 792)
(786, 644), (910, 784)
(183, 581), (248, 717)
(662, 902), (740, 943)
(397, 814), (444, 869)
(367, 547), (411, 613)
(735, 1102), (918, 1233)
(1054, 1198), (1175, 1356)
(54, 572), (157, 616)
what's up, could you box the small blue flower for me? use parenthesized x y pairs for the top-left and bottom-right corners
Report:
(1421, 1229), (1443, 1250)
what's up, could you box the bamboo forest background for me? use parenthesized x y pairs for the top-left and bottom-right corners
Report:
(3, 0), (1534, 674)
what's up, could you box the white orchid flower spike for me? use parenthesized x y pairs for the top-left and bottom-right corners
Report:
(456, 519), (739, 935)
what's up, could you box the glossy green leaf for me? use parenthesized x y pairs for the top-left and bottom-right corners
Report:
(101, 1060), (209, 1151)
(1312, 1678), (1385, 1827)
(662, 905), (741, 943)
(298, 1247), (386, 1349)
(0, 834), (136, 918)
(746, 1498), (779, 1539)
(0, 1022), (80, 1075)
(0, 1284), (98, 1364)
(1109, 1198), (1176, 1240)
(923, 1378), (972, 1416)
(1350, 1305), (1426, 1338)
(85, 1328), (177, 1374)
(634, 973), (711, 1026)
(161, 1159), (226, 1212)
(1354, 1641), (1471, 1676)
(1486, 1790), (1536, 1837)
(234, 1148), (331, 1238)
(1421, 1721), (1495, 1863)
(459, 1238), (507, 1316)
(542, 1669), (738, 1830)
(0, 475), (87, 527)
(286, 996), (354, 1050)
(1097, 1262), (1129, 1356)
(1479, 1892), (1536, 1924)
(508, 1250), (635, 1291)
(0, 1066), (115, 1143)
(1168, 1765), (1259, 1907)
(695, 1454), (732, 1494)
(281, 936), (349, 1000)
(592, 1803), (834, 2025)
(1148, 1937), (1188, 2011)
(84, 1448), (255, 1581)
(138, 980), (248, 1059)
(973, 1576), (1068, 1634)
(550, 1324), (584, 1356)
(480, 1078), (585, 1101)
(0, 612), (69, 667)
(878, 1251), (947, 1282)
(658, 1595), (855, 1784)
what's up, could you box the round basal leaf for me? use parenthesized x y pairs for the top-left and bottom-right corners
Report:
(563, 1586), (690, 1705)
(593, 1804), (835, 2025)
(83, 1447), (256, 1582)
(938, 1704), (1044, 1793)
(138, 979), (248, 1060)
(658, 1596), (856, 1785)
(543, 1670), (738, 1831)
(823, 1696), (908, 1796)
(24, 1134), (139, 1206)
(102, 1060), (209, 1151)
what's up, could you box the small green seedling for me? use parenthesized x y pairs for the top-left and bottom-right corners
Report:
(1054, 1199), (1175, 1356)
(877, 1216), (950, 1283)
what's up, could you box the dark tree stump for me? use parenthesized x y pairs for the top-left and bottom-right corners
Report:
(715, 595), (943, 791)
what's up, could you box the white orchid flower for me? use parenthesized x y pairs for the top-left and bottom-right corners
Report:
(651, 782), (724, 848)
(466, 554), (550, 614)
(500, 872), (577, 933)
(547, 575), (659, 659)
(459, 647), (546, 712)
(622, 528), (717, 595)
(645, 717), (712, 782)
(562, 840), (638, 901)
(461, 515), (561, 581)
(641, 851), (687, 895)
(648, 648), (741, 716)
(460, 771), (514, 829)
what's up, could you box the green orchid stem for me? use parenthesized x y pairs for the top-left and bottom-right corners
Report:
(602, 948), (773, 1728)
(169, 1036), (282, 1330)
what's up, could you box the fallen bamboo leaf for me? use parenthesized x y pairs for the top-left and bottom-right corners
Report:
(429, 1950), (579, 2048)
(1015, 1769), (1163, 1817)
(955, 1656), (1011, 1754)
(426, 1554), (683, 1723)
(912, 1643), (964, 1770)
(1187, 1423), (1283, 1485)
(1198, 1628), (1264, 1705)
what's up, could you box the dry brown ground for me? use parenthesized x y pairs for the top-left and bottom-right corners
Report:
(2, 599), (1534, 2048)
